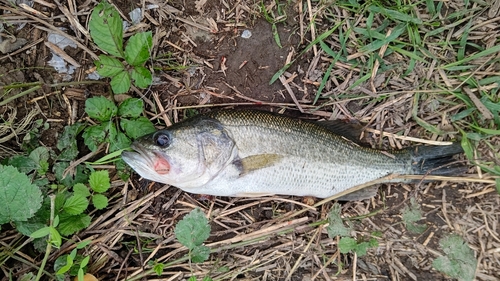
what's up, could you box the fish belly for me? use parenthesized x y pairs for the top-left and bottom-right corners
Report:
(189, 156), (400, 198)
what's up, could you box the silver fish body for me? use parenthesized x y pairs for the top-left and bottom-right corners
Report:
(122, 110), (464, 198)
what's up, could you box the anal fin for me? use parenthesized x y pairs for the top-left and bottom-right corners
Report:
(337, 186), (379, 201)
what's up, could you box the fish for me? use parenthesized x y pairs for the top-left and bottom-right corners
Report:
(121, 109), (465, 199)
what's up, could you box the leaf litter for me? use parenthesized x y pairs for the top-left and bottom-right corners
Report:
(0, 0), (499, 280)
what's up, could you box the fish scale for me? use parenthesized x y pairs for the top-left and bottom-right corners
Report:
(122, 109), (465, 199)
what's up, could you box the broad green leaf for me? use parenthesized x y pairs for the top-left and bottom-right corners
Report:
(30, 226), (51, 239)
(80, 256), (90, 268)
(110, 71), (131, 94)
(85, 96), (117, 122)
(53, 162), (88, 187)
(58, 213), (91, 236)
(89, 1), (124, 57)
(0, 165), (42, 224)
(95, 55), (125, 77)
(402, 198), (427, 234)
(130, 66), (152, 89)
(174, 208), (211, 250)
(92, 194), (108, 209)
(125, 31), (152, 66)
(118, 98), (144, 118)
(56, 254), (74, 275)
(57, 123), (86, 161)
(432, 235), (476, 281)
(153, 263), (165, 276)
(16, 211), (49, 236)
(108, 129), (131, 153)
(354, 240), (376, 257)
(29, 146), (49, 165)
(69, 248), (77, 259)
(82, 123), (108, 152)
(52, 215), (59, 228)
(63, 194), (89, 215)
(78, 270), (84, 281)
(120, 117), (156, 139)
(326, 203), (351, 238)
(191, 245), (210, 263)
(89, 170), (110, 193)
(73, 183), (91, 198)
(338, 237), (357, 254)
(7, 155), (37, 174)
(496, 178), (500, 195)
(49, 226), (62, 248)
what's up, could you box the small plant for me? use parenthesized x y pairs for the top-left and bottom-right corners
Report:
(0, 165), (43, 231)
(53, 240), (92, 281)
(432, 235), (477, 281)
(28, 169), (111, 239)
(260, 0), (287, 48)
(82, 96), (156, 154)
(89, 1), (153, 94)
(174, 208), (212, 280)
(326, 203), (379, 257)
(401, 198), (427, 234)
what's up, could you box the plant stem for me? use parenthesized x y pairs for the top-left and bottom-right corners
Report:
(35, 195), (55, 281)
(0, 86), (41, 106)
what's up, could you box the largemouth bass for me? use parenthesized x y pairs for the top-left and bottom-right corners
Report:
(121, 110), (464, 199)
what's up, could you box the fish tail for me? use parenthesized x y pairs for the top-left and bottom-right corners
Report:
(409, 143), (467, 176)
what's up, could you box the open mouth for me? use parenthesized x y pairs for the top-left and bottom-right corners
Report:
(122, 143), (171, 175)
(121, 143), (152, 167)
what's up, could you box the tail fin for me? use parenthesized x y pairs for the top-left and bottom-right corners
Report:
(409, 143), (467, 176)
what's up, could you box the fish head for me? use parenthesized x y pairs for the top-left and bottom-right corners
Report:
(121, 117), (237, 189)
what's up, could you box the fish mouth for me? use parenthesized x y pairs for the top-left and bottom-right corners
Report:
(122, 142), (171, 175)
(122, 143), (152, 167)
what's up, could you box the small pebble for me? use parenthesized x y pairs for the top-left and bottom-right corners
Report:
(241, 30), (252, 39)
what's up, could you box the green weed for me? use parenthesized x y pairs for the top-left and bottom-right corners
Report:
(433, 235), (477, 281)
(175, 208), (212, 279)
(260, 1), (288, 48)
(53, 240), (92, 281)
(326, 203), (379, 257)
(89, 1), (153, 94)
(82, 96), (155, 154)
(148, 208), (212, 281)
(401, 198), (427, 234)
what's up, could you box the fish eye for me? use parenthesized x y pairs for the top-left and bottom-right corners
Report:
(154, 132), (171, 147)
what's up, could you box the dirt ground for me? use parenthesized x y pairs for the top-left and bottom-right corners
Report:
(1, 0), (499, 280)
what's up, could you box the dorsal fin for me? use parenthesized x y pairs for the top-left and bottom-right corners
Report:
(314, 119), (369, 145)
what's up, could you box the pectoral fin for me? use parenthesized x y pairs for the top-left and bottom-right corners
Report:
(233, 154), (283, 177)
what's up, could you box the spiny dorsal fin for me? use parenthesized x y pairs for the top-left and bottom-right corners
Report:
(315, 119), (368, 145)
(233, 154), (283, 177)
